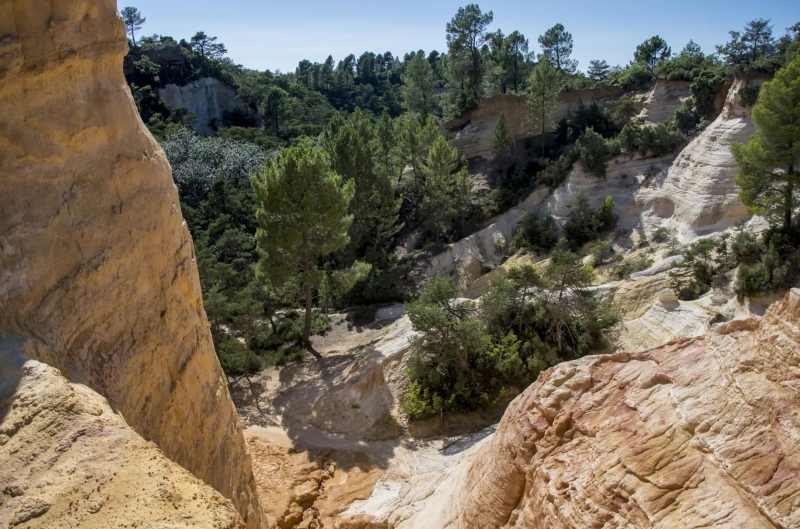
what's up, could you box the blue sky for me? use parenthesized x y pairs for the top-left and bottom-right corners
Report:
(122, 0), (800, 73)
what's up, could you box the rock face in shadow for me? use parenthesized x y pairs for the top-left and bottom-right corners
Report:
(399, 288), (800, 528)
(0, 2), (264, 527)
(160, 77), (238, 136)
(0, 340), (246, 529)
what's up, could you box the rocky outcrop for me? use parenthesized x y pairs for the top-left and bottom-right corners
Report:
(0, 341), (245, 529)
(445, 86), (623, 160)
(0, 2), (263, 527)
(399, 288), (800, 529)
(637, 80), (692, 124)
(160, 77), (238, 136)
(642, 77), (767, 240)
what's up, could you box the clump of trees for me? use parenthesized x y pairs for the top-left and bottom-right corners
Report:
(403, 259), (616, 419)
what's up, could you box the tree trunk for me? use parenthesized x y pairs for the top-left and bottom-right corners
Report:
(303, 281), (313, 349)
(785, 168), (794, 232)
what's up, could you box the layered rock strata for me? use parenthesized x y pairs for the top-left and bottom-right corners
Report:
(0, 341), (245, 529)
(399, 288), (800, 528)
(0, 2), (264, 527)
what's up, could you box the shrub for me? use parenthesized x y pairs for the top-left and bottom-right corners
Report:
(652, 227), (670, 243)
(691, 70), (724, 119)
(511, 212), (559, 253)
(564, 190), (616, 247)
(402, 263), (617, 420)
(217, 334), (265, 376)
(615, 63), (654, 91)
(618, 123), (642, 153)
(578, 127), (611, 177)
(639, 123), (684, 156)
(590, 240), (616, 266)
(612, 256), (654, 279)
(738, 85), (760, 108)
(735, 232), (798, 295)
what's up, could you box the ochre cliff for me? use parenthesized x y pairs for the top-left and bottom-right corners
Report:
(0, 340), (245, 528)
(398, 288), (800, 528)
(0, 2), (264, 527)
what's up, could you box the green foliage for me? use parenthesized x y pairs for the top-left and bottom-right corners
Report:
(738, 85), (761, 107)
(652, 227), (670, 243)
(612, 256), (654, 280)
(736, 232), (798, 295)
(732, 55), (800, 231)
(402, 52), (436, 113)
(691, 70), (724, 119)
(323, 109), (402, 264)
(618, 122), (642, 153)
(252, 143), (355, 347)
(578, 127), (611, 177)
(121, 7), (145, 47)
(564, 190), (616, 247)
(162, 129), (271, 207)
(446, 4), (494, 102)
(403, 263), (615, 420)
(639, 122), (684, 156)
(717, 19), (778, 69)
(589, 240), (616, 266)
(587, 60), (610, 81)
(511, 212), (558, 253)
(669, 237), (736, 300)
(421, 136), (475, 244)
(491, 112), (513, 160)
(635, 36), (672, 70)
(538, 24), (577, 74)
(526, 59), (562, 156)
(612, 62), (654, 91)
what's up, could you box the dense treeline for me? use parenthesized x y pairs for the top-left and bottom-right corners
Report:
(121, 4), (799, 400)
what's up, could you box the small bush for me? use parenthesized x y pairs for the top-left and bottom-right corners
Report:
(639, 123), (684, 156)
(511, 212), (559, 253)
(612, 257), (654, 280)
(738, 85), (760, 108)
(347, 306), (378, 326)
(616, 63), (654, 91)
(589, 240), (616, 266)
(652, 227), (670, 243)
(619, 123), (642, 153)
(578, 127), (611, 178)
(217, 335), (264, 376)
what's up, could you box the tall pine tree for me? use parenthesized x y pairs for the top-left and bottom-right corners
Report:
(252, 144), (354, 351)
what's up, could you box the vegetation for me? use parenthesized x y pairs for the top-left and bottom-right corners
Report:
(403, 261), (616, 419)
(732, 55), (800, 232)
(251, 144), (358, 351)
(121, 4), (800, 377)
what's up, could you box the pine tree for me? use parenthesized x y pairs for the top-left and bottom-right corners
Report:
(526, 59), (562, 157)
(446, 4), (494, 101)
(587, 60), (610, 81)
(538, 24), (577, 74)
(634, 36), (672, 70)
(120, 7), (145, 47)
(402, 53), (436, 114)
(732, 55), (800, 231)
(322, 109), (402, 264)
(252, 144), (354, 352)
(422, 136), (475, 243)
(491, 112), (513, 160)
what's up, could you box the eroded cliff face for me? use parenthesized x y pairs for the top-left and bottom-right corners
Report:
(0, 340), (245, 529)
(0, 2), (263, 527)
(398, 288), (800, 529)
(160, 77), (238, 136)
(642, 77), (767, 240)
